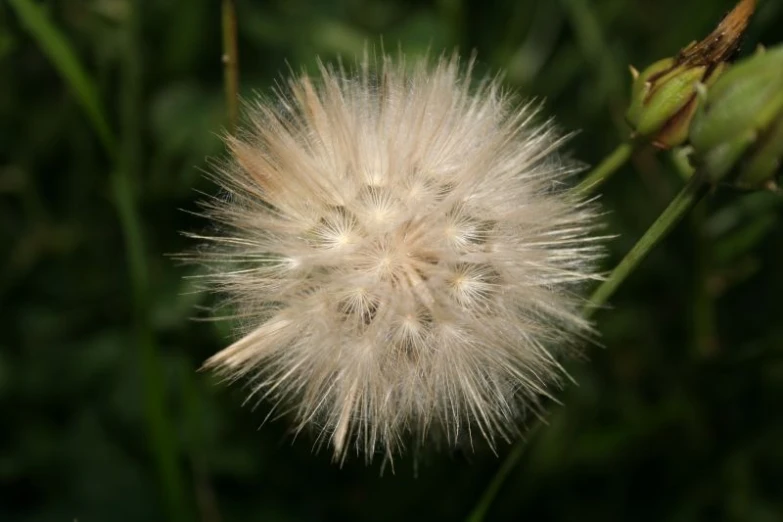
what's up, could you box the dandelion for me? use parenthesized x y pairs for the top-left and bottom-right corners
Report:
(191, 53), (603, 463)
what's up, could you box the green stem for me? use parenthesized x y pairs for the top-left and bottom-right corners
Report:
(559, 0), (624, 99)
(8, 0), (117, 157)
(467, 173), (710, 522)
(466, 423), (542, 522)
(222, 0), (239, 132)
(669, 148), (716, 355)
(436, 0), (464, 46)
(118, 2), (189, 521)
(11, 0), (188, 517)
(181, 369), (223, 522)
(114, 175), (188, 522)
(584, 172), (709, 318)
(574, 142), (633, 196)
(690, 200), (717, 357)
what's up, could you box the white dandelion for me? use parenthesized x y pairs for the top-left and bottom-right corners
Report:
(191, 52), (603, 463)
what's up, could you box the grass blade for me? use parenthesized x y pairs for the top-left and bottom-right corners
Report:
(9, 0), (116, 156)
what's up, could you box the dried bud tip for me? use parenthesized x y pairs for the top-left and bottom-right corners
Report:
(677, 0), (756, 67)
(625, 0), (756, 150)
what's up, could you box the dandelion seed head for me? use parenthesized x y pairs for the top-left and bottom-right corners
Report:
(192, 52), (603, 463)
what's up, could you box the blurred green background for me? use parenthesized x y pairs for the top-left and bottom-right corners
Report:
(2, 0), (783, 520)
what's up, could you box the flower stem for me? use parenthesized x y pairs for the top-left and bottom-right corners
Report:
(559, 0), (624, 99)
(689, 199), (718, 357)
(466, 173), (709, 522)
(574, 142), (633, 196)
(11, 0), (188, 517)
(222, 0), (239, 132)
(465, 423), (542, 522)
(584, 172), (709, 317)
(118, 3), (189, 520)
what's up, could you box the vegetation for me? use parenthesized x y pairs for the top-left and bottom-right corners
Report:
(1, 0), (782, 520)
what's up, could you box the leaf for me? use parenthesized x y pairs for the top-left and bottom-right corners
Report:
(8, 0), (116, 157)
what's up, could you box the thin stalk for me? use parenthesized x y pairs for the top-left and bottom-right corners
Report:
(8, 0), (117, 156)
(113, 178), (188, 522)
(222, 0), (239, 132)
(465, 423), (542, 522)
(559, 0), (624, 99)
(670, 150), (718, 356)
(574, 142), (633, 196)
(467, 173), (710, 522)
(585, 172), (709, 318)
(437, 0), (464, 47)
(7, 4), (186, 515)
(181, 368), (223, 522)
(118, 2), (189, 520)
(690, 200), (718, 357)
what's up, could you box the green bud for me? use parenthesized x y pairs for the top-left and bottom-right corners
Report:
(626, 61), (723, 149)
(625, 0), (756, 150)
(689, 46), (783, 189)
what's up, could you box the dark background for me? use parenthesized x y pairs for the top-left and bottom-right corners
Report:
(2, 0), (783, 520)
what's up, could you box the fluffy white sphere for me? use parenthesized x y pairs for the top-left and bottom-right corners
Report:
(192, 54), (603, 462)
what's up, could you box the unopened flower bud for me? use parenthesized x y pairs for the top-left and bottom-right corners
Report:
(625, 0), (756, 149)
(689, 45), (783, 189)
(626, 60), (724, 149)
